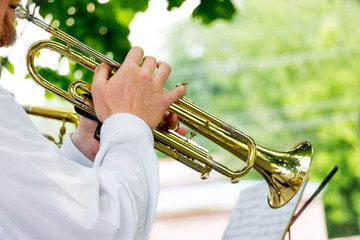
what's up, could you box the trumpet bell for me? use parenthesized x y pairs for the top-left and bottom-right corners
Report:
(255, 141), (312, 208)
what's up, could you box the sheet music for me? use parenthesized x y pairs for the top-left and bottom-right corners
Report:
(222, 181), (305, 240)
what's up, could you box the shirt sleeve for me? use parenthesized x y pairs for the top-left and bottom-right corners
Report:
(60, 134), (94, 168)
(0, 86), (159, 240)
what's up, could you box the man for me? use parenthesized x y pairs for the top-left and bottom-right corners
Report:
(0, 0), (187, 239)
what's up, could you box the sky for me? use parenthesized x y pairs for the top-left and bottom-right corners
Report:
(0, 0), (199, 107)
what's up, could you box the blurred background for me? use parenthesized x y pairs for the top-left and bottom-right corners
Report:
(1, 0), (360, 239)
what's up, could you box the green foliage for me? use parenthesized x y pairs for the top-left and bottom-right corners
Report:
(25, 67), (73, 98)
(167, 0), (187, 10)
(26, 0), (138, 85)
(167, 0), (236, 24)
(192, 0), (236, 24)
(16, 0), (237, 99)
(164, 0), (360, 237)
(0, 57), (14, 78)
(4, 60), (15, 75)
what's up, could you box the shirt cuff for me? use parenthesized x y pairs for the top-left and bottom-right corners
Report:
(100, 113), (153, 147)
(60, 134), (94, 168)
(93, 113), (154, 168)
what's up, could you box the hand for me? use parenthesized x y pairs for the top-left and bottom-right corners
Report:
(91, 47), (187, 130)
(158, 111), (187, 136)
(70, 115), (100, 162)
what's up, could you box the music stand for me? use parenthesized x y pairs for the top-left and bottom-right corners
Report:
(222, 166), (337, 240)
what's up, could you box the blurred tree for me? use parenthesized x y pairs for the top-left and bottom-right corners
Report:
(163, 0), (360, 237)
(0, 0), (237, 90)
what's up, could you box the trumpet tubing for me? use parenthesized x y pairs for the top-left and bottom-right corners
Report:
(16, 4), (312, 208)
(22, 105), (80, 126)
(23, 105), (80, 146)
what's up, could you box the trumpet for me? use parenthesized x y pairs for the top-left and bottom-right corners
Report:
(16, 4), (312, 208)
(22, 105), (79, 146)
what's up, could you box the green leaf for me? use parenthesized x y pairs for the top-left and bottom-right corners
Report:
(167, 0), (187, 10)
(192, 0), (236, 24)
(0, 57), (5, 78)
(5, 60), (14, 75)
(0, 56), (15, 76)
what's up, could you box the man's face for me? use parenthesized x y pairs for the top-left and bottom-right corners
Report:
(0, 0), (20, 47)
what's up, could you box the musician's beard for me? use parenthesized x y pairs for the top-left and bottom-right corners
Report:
(0, 13), (17, 47)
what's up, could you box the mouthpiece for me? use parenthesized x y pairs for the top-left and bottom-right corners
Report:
(15, 3), (31, 20)
(15, 3), (49, 31)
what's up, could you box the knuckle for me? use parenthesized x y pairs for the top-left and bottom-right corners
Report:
(140, 70), (152, 81)
(124, 64), (137, 74)
(161, 94), (171, 107)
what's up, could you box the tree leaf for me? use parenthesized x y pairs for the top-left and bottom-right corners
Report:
(167, 0), (187, 10)
(192, 0), (236, 24)
(5, 60), (15, 75)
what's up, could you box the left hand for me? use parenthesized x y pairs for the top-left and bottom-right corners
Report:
(70, 115), (100, 162)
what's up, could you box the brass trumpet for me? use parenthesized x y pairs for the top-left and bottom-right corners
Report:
(16, 4), (312, 208)
(23, 105), (79, 146)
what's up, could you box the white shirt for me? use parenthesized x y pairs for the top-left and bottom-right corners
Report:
(0, 85), (159, 240)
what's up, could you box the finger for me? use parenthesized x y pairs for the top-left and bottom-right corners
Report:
(141, 56), (157, 74)
(175, 127), (187, 137)
(123, 46), (144, 67)
(158, 111), (170, 127)
(166, 112), (179, 130)
(154, 61), (171, 87)
(163, 85), (187, 108)
(91, 63), (112, 107)
(92, 63), (112, 87)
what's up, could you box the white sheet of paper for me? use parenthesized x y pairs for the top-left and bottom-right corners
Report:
(222, 181), (305, 240)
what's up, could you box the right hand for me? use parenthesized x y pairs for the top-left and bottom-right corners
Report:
(91, 47), (186, 130)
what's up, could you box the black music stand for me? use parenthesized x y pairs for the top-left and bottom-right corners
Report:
(286, 166), (338, 240)
(222, 166), (337, 240)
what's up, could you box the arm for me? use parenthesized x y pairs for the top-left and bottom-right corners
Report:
(0, 105), (156, 239)
(0, 47), (186, 239)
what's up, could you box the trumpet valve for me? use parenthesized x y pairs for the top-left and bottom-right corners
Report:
(201, 172), (210, 180)
(189, 132), (196, 141)
(231, 178), (240, 184)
